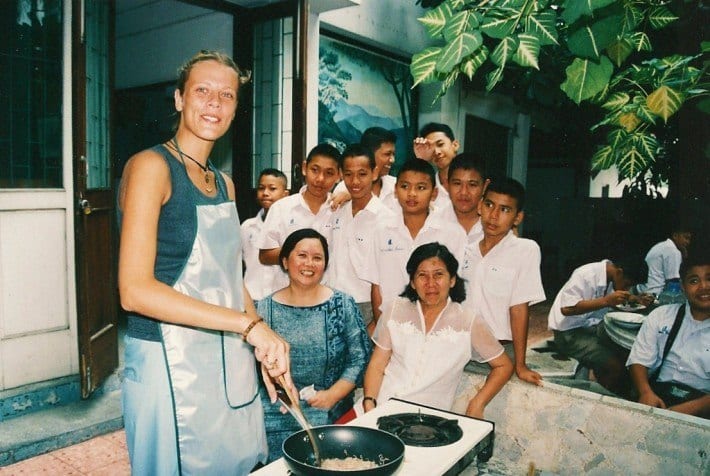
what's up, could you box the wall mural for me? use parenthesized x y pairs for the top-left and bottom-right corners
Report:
(318, 35), (415, 173)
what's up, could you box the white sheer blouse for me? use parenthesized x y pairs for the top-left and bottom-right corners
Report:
(372, 297), (504, 411)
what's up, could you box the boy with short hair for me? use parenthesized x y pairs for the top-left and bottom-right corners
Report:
(257, 143), (341, 294)
(413, 122), (460, 210)
(461, 177), (546, 385)
(627, 246), (709, 418)
(548, 258), (650, 394)
(435, 153), (489, 244)
(322, 144), (394, 331)
(636, 225), (693, 295)
(362, 159), (467, 323)
(241, 168), (289, 303)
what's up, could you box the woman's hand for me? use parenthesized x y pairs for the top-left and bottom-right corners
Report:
(248, 322), (293, 403)
(306, 389), (339, 411)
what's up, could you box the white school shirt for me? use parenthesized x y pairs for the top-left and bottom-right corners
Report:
(322, 195), (394, 303)
(639, 239), (682, 295)
(548, 260), (614, 331)
(372, 297), (504, 411)
(461, 231), (546, 341)
(433, 202), (484, 245)
(432, 172), (451, 211)
(257, 192), (333, 294)
(627, 303), (710, 392)
(241, 209), (284, 301)
(333, 175), (399, 213)
(361, 210), (467, 313)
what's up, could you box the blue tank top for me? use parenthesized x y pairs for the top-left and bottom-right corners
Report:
(118, 144), (234, 341)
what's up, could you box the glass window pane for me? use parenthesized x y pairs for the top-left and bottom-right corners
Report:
(0, 0), (63, 189)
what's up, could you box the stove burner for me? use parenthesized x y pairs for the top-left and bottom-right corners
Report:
(377, 412), (463, 447)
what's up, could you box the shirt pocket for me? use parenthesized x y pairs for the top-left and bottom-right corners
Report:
(482, 265), (515, 298)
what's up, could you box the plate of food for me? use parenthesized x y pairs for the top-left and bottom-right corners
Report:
(615, 302), (646, 312)
(606, 311), (644, 328)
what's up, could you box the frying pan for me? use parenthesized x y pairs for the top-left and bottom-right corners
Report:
(282, 425), (405, 475)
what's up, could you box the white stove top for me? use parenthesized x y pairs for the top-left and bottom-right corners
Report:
(251, 398), (494, 475)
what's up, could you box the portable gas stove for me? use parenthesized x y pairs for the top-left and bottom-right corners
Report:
(251, 397), (495, 475)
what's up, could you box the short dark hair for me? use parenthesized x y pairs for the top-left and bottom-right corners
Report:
(679, 240), (710, 281)
(306, 143), (341, 165)
(341, 143), (376, 170)
(396, 159), (436, 186)
(399, 242), (466, 303)
(360, 127), (397, 155)
(485, 176), (526, 211)
(278, 228), (329, 272)
(448, 153), (487, 181)
(419, 122), (455, 141)
(258, 168), (288, 187)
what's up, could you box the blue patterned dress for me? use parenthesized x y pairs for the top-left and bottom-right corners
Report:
(257, 290), (371, 462)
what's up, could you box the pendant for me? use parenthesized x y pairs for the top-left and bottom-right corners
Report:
(204, 171), (213, 193)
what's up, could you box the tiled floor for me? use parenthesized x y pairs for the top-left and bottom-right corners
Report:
(0, 430), (129, 476)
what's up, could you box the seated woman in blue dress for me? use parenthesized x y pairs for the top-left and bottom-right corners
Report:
(257, 228), (372, 462)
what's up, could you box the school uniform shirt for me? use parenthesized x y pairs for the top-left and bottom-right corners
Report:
(241, 210), (284, 301)
(433, 202), (484, 245)
(462, 231), (546, 341)
(638, 238), (682, 295)
(433, 172), (451, 211)
(361, 210), (467, 313)
(548, 260), (613, 331)
(322, 195), (394, 303)
(333, 175), (399, 213)
(626, 303), (710, 392)
(257, 192), (333, 294)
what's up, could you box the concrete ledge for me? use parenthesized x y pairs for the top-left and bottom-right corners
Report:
(0, 376), (81, 422)
(0, 389), (123, 466)
(454, 374), (709, 475)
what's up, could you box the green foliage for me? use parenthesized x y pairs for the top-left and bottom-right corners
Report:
(410, 0), (709, 191)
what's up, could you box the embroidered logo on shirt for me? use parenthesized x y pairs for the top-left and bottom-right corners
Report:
(658, 325), (671, 335)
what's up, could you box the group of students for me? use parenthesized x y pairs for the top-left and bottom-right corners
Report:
(546, 226), (708, 415)
(116, 50), (706, 475)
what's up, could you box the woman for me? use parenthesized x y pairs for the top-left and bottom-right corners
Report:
(257, 228), (371, 462)
(118, 50), (291, 475)
(363, 242), (513, 418)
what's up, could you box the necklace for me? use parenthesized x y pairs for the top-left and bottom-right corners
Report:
(167, 138), (214, 193)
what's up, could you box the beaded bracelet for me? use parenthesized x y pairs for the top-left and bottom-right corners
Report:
(242, 317), (263, 342)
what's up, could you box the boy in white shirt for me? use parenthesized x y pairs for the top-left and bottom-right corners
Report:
(362, 159), (467, 322)
(257, 143), (340, 295)
(412, 122), (459, 211)
(241, 168), (289, 303)
(322, 144), (394, 332)
(435, 153), (489, 244)
(636, 226), (692, 295)
(462, 177), (546, 385)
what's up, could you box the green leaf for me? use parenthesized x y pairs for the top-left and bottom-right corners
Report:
(702, 41), (710, 53)
(410, 47), (444, 87)
(486, 66), (505, 92)
(436, 31), (484, 73)
(646, 85), (684, 122)
(567, 14), (624, 60)
(435, 70), (461, 102)
(606, 38), (633, 67)
(513, 33), (541, 69)
(632, 96), (657, 125)
(632, 132), (659, 160)
(622, 4), (643, 32)
(629, 32), (652, 52)
(443, 11), (480, 43)
(460, 46), (489, 80)
(418, 2), (454, 38)
(606, 128), (629, 150)
(481, 8), (520, 39)
(524, 11), (559, 46)
(561, 0), (616, 25)
(591, 145), (616, 173)
(601, 92), (630, 110)
(561, 56), (614, 104)
(618, 134), (656, 179)
(490, 37), (519, 67)
(648, 6), (679, 30)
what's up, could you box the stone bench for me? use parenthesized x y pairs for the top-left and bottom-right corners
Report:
(453, 373), (709, 475)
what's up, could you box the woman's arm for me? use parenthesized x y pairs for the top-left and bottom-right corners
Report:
(307, 379), (357, 411)
(465, 352), (514, 418)
(362, 345), (392, 412)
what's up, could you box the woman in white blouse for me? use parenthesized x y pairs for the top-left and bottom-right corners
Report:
(363, 242), (513, 418)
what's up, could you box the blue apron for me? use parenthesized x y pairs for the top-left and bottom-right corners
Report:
(161, 199), (268, 474)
